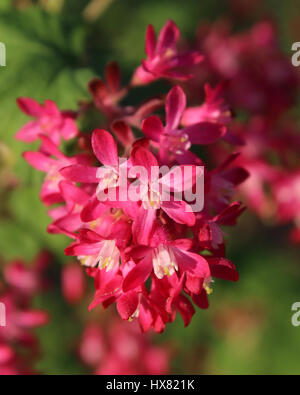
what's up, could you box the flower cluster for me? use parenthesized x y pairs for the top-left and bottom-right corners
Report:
(16, 20), (247, 332)
(182, 20), (300, 242)
(78, 319), (170, 375)
(0, 251), (50, 374)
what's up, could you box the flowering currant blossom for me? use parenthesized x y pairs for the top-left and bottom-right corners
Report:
(23, 135), (91, 205)
(186, 20), (299, 117)
(78, 320), (170, 375)
(15, 98), (78, 144)
(17, 19), (247, 332)
(181, 20), (300, 242)
(89, 62), (164, 128)
(132, 20), (203, 86)
(142, 85), (226, 164)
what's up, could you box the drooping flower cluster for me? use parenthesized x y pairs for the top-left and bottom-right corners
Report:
(0, 251), (50, 374)
(78, 319), (170, 375)
(182, 20), (300, 242)
(16, 20), (247, 332)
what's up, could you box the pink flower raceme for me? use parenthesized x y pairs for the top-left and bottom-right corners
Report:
(189, 20), (299, 117)
(212, 116), (300, 239)
(132, 20), (203, 86)
(15, 98), (78, 144)
(78, 320), (170, 375)
(17, 19), (247, 332)
(181, 19), (300, 242)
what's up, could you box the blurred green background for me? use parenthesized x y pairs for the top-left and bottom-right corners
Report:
(0, 0), (300, 374)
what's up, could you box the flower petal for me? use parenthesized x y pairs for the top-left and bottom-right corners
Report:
(17, 97), (44, 117)
(81, 195), (108, 222)
(60, 164), (98, 183)
(92, 129), (118, 166)
(184, 122), (226, 144)
(133, 207), (156, 245)
(60, 118), (78, 140)
(142, 115), (164, 142)
(156, 20), (180, 55)
(23, 151), (56, 172)
(174, 248), (210, 278)
(207, 257), (239, 282)
(15, 121), (41, 142)
(117, 291), (140, 321)
(161, 200), (195, 226)
(131, 146), (158, 180)
(105, 61), (121, 93)
(174, 294), (195, 327)
(145, 24), (156, 58)
(111, 120), (134, 147)
(122, 255), (152, 292)
(165, 86), (186, 131)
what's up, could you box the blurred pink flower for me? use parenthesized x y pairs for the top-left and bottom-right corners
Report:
(78, 320), (170, 375)
(15, 98), (78, 144)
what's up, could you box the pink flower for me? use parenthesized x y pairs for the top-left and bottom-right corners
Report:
(123, 240), (210, 292)
(89, 62), (164, 127)
(15, 98), (78, 144)
(142, 86), (226, 163)
(88, 62), (129, 120)
(65, 225), (130, 271)
(197, 201), (246, 250)
(182, 83), (232, 127)
(78, 324), (105, 367)
(23, 135), (90, 205)
(61, 262), (86, 304)
(3, 251), (51, 300)
(47, 181), (92, 238)
(132, 20), (203, 85)
(130, 146), (199, 237)
(60, 129), (133, 220)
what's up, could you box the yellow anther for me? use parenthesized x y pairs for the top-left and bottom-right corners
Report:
(113, 209), (123, 221)
(79, 257), (88, 266)
(90, 219), (100, 230)
(100, 256), (112, 270)
(203, 283), (213, 295)
(165, 48), (175, 58)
